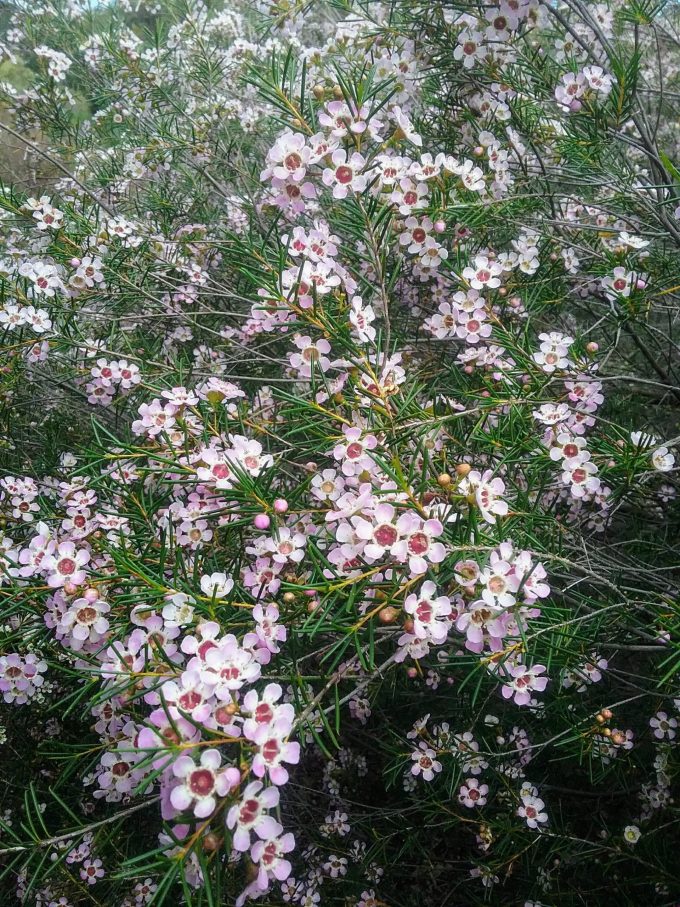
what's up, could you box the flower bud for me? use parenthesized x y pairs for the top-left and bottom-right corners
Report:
(202, 833), (222, 852)
(378, 606), (399, 624)
(273, 498), (289, 514)
(455, 463), (472, 477)
(253, 513), (270, 530)
(437, 472), (452, 487)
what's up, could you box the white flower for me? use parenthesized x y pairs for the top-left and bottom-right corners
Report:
(623, 825), (641, 844)
(200, 573), (234, 599)
(161, 592), (196, 627)
(651, 446), (675, 473)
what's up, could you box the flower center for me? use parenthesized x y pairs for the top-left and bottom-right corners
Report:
(58, 557), (76, 575)
(374, 523), (398, 547)
(407, 531), (429, 555)
(189, 768), (215, 796)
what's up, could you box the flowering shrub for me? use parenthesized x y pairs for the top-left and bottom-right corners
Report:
(0, 0), (679, 905)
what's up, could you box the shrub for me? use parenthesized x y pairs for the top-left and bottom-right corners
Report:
(0, 1), (679, 905)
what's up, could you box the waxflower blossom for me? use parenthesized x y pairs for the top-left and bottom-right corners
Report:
(42, 542), (90, 588)
(459, 778), (489, 808)
(404, 582), (452, 644)
(322, 150), (368, 199)
(289, 335), (332, 377)
(200, 572), (234, 599)
(463, 254), (502, 290)
(226, 781), (281, 852)
(517, 794), (548, 829)
(458, 470), (508, 524)
(0, 653), (48, 704)
(170, 749), (240, 818)
(649, 711), (677, 741)
(500, 663), (549, 706)
(411, 743), (442, 781)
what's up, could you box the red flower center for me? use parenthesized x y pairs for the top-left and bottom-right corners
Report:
(240, 798), (260, 824)
(335, 165), (353, 184)
(407, 531), (429, 555)
(58, 557), (76, 575)
(374, 523), (398, 547)
(189, 768), (215, 796)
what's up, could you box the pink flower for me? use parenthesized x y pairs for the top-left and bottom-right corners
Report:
(226, 781), (281, 851)
(265, 527), (307, 565)
(403, 581), (452, 644)
(517, 794), (548, 828)
(264, 131), (310, 183)
(353, 503), (401, 561)
(251, 829), (296, 886)
(251, 720), (300, 785)
(242, 683), (295, 740)
(289, 335), (332, 377)
(500, 663), (548, 706)
(42, 541), (90, 588)
(80, 858), (105, 885)
(456, 600), (507, 654)
(410, 742), (442, 780)
(459, 778), (489, 808)
(332, 426), (378, 476)
(170, 749), (240, 819)
(458, 469), (508, 524)
(393, 513), (446, 575)
(462, 254), (502, 290)
(60, 596), (110, 649)
(322, 150), (367, 199)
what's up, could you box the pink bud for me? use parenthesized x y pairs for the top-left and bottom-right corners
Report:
(83, 587), (99, 603)
(63, 582), (77, 596)
(304, 589), (316, 597)
(253, 513), (270, 530)
(70, 257), (81, 267)
(464, 365), (474, 375)
(434, 220), (446, 233)
(273, 498), (289, 514)
(407, 667), (418, 679)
